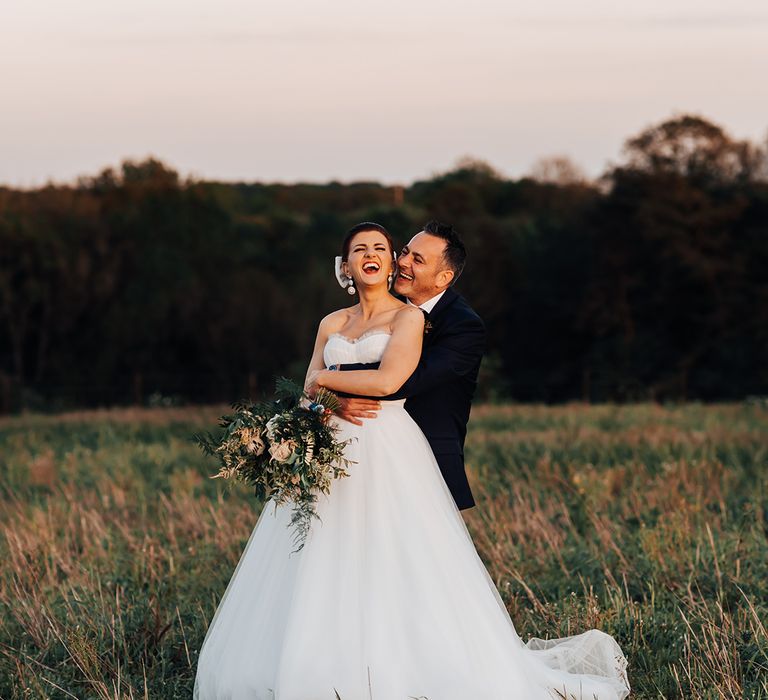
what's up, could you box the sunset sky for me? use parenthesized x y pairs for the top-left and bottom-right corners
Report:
(2, 0), (767, 186)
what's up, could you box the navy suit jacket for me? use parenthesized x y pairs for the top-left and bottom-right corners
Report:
(339, 288), (485, 510)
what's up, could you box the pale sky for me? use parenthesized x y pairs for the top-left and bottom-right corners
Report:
(2, 0), (767, 186)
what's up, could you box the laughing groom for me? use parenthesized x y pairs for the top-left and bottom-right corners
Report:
(337, 220), (485, 510)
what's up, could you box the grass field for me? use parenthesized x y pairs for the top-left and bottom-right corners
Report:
(0, 403), (766, 699)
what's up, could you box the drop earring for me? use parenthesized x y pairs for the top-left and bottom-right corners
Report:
(347, 279), (356, 295)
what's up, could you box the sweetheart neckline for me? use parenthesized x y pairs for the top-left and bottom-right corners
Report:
(328, 330), (392, 344)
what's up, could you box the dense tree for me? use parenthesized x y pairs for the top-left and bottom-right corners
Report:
(621, 114), (766, 185)
(0, 115), (765, 411)
(582, 116), (768, 399)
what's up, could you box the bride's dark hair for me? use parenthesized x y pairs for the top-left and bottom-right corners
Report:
(341, 222), (396, 261)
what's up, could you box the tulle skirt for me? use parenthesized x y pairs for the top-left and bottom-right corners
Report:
(194, 400), (629, 700)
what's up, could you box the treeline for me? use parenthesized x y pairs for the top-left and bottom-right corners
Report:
(1, 114), (766, 411)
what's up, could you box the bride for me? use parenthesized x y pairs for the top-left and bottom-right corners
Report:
(194, 225), (630, 699)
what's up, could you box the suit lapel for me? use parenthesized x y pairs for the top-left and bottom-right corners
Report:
(421, 288), (457, 347)
(428, 287), (458, 322)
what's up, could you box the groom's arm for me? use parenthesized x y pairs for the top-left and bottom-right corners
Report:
(390, 315), (485, 399)
(339, 315), (485, 400)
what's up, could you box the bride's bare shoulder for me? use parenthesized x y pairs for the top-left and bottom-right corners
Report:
(318, 307), (357, 336)
(393, 303), (425, 328)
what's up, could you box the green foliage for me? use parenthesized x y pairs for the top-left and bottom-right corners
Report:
(0, 115), (766, 410)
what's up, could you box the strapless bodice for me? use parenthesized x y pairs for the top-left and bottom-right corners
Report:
(323, 331), (391, 366)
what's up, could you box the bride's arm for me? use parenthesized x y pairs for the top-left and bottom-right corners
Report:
(313, 306), (425, 397)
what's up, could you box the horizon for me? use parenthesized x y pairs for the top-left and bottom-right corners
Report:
(3, 0), (767, 188)
(0, 109), (760, 191)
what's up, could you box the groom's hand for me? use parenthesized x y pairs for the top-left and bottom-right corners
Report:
(335, 397), (382, 426)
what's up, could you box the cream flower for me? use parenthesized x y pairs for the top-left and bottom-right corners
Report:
(269, 439), (297, 463)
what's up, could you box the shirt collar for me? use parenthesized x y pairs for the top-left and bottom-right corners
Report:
(408, 290), (446, 314)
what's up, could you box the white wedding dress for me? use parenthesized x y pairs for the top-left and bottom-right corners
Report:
(194, 332), (630, 700)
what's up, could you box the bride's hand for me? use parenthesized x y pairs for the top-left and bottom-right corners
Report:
(305, 369), (325, 396)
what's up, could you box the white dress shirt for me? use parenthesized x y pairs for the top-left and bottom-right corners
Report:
(408, 290), (446, 314)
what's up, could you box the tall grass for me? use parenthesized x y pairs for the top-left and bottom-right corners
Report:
(0, 403), (766, 698)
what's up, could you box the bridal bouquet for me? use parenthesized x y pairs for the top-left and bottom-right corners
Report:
(196, 378), (353, 549)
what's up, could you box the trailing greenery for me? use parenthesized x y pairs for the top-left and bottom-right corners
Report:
(0, 402), (766, 698)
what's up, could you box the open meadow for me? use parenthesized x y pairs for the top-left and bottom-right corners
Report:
(0, 403), (766, 699)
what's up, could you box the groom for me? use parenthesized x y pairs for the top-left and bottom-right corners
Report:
(337, 220), (485, 510)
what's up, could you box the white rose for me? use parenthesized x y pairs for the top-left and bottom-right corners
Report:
(269, 439), (297, 463)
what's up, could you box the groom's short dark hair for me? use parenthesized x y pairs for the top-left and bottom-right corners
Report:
(423, 220), (466, 283)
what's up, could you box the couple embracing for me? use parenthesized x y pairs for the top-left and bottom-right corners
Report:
(194, 222), (630, 699)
